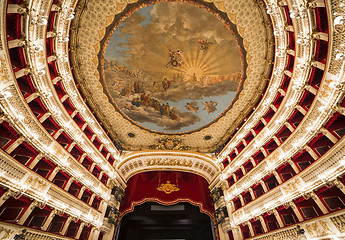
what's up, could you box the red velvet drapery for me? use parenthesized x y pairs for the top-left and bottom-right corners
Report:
(120, 171), (215, 217)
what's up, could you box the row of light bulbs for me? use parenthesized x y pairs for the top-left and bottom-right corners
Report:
(0, 80), (110, 201)
(225, 95), (340, 202)
(0, 167), (103, 228)
(218, 1), (290, 161)
(22, 1), (122, 162)
(217, 0), (345, 192)
(23, 3), (122, 187)
(52, 0), (122, 161)
(230, 153), (345, 225)
(220, 0), (345, 226)
(218, 2), (314, 183)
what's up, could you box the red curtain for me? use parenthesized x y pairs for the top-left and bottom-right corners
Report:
(120, 171), (214, 217)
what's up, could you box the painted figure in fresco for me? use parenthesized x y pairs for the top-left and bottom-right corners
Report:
(159, 102), (170, 117)
(162, 77), (171, 90)
(133, 92), (179, 121)
(170, 108), (179, 121)
(140, 93), (153, 106)
(166, 49), (184, 68)
(131, 97), (141, 107)
(202, 100), (218, 114)
(152, 81), (158, 91)
(120, 84), (132, 97)
(185, 102), (199, 112)
(196, 39), (213, 52)
(164, 102), (170, 116)
(133, 80), (140, 93)
(151, 99), (160, 111)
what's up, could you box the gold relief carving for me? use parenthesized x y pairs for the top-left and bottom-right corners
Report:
(145, 158), (193, 167)
(35, 51), (45, 65)
(331, 214), (345, 233)
(89, 211), (100, 222)
(24, 176), (47, 192)
(319, 79), (334, 100)
(0, 57), (10, 81)
(23, 117), (31, 124)
(319, 220), (332, 234)
(156, 181), (180, 194)
(282, 179), (301, 194)
(0, 226), (12, 240)
(50, 143), (65, 158)
(233, 211), (241, 220)
(306, 220), (332, 238)
(151, 138), (189, 151)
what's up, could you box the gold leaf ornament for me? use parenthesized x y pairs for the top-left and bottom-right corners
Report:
(156, 181), (180, 194)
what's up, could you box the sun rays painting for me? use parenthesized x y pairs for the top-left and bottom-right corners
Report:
(102, 2), (244, 133)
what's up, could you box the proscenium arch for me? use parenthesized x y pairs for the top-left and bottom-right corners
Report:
(117, 151), (221, 184)
(118, 171), (216, 218)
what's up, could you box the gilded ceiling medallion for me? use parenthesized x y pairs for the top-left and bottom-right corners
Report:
(101, 1), (245, 134)
(71, 0), (273, 152)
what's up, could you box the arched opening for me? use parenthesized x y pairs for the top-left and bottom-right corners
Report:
(114, 171), (217, 239)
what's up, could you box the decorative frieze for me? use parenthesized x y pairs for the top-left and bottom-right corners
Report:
(119, 152), (220, 183)
(145, 158), (193, 167)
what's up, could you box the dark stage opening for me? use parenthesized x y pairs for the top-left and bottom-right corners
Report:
(116, 202), (216, 240)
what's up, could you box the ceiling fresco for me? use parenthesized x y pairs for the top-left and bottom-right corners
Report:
(71, 0), (273, 152)
(101, 2), (244, 133)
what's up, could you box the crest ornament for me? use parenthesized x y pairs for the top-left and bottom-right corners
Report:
(156, 181), (180, 194)
(151, 138), (189, 150)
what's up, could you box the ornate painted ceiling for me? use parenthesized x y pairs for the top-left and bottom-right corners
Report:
(1, 0), (345, 238)
(70, 0), (274, 153)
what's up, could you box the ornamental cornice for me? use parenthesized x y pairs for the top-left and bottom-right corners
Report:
(248, 209), (345, 240)
(0, 221), (76, 240)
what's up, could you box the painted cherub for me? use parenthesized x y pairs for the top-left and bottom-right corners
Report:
(166, 49), (184, 68)
(196, 39), (213, 52)
(203, 100), (218, 114)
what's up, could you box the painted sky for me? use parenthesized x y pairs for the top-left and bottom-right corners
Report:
(103, 2), (243, 133)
